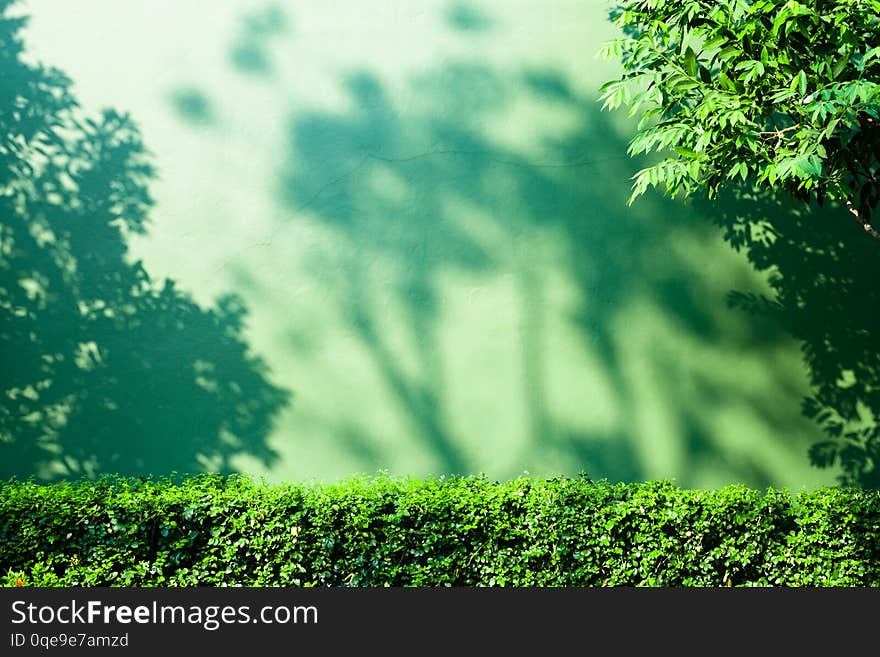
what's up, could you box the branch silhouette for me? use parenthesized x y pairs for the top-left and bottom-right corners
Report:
(0, 0), (290, 481)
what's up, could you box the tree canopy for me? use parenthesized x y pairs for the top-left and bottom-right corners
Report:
(600, 0), (880, 239)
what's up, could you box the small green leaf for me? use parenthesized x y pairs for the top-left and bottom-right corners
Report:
(674, 146), (700, 159)
(684, 46), (697, 77)
(832, 52), (850, 80)
(703, 34), (728, 51)
(771, 88), (797, 103)
(717, 45), (740, 62)
(717, 71), (738, 92)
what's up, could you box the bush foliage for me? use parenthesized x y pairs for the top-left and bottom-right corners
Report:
(2, 474), (879, 587)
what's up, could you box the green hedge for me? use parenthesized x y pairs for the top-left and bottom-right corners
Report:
(2, 474), (879, 586)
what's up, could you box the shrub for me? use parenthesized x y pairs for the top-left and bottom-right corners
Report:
(2, 474), (878, 586)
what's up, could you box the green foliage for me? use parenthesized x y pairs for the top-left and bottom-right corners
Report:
(600, 0), (880, 486)
(599, 0), (880, 227)
(3, 474), (879, 586)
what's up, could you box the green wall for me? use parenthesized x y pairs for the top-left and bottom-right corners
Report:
(11, 0), (838, 489)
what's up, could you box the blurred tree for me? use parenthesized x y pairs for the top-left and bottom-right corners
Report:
(0, 0), (290, 479)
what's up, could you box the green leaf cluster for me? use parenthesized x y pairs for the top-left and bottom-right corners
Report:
(599, 0), (880, 220)
(3, 474), (880, 587)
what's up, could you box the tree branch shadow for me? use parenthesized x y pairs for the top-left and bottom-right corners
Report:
(0, 2), (291, 481)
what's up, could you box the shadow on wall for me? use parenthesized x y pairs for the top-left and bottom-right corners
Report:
(228, 3), (289, 77)
(711, 186), (880, 488)
(159, 1), (848, 488)
(0, 1), (290, 481)
(279, 68), (820, 487)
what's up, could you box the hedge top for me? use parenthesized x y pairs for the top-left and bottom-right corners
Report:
(2, 474), (879, 587)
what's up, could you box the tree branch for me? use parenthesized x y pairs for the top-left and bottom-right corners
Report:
(843, 197), (880, 242)
(759, 124), (800, 137)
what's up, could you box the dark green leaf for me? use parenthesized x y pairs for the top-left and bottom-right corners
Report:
(832, 52), (850, 80)
(684, 46), (697, 77)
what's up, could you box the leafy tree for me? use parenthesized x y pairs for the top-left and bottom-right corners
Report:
(600, 0), (880, 238)
(0, 0), (290, 479)
(599, 0), (880, 486)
